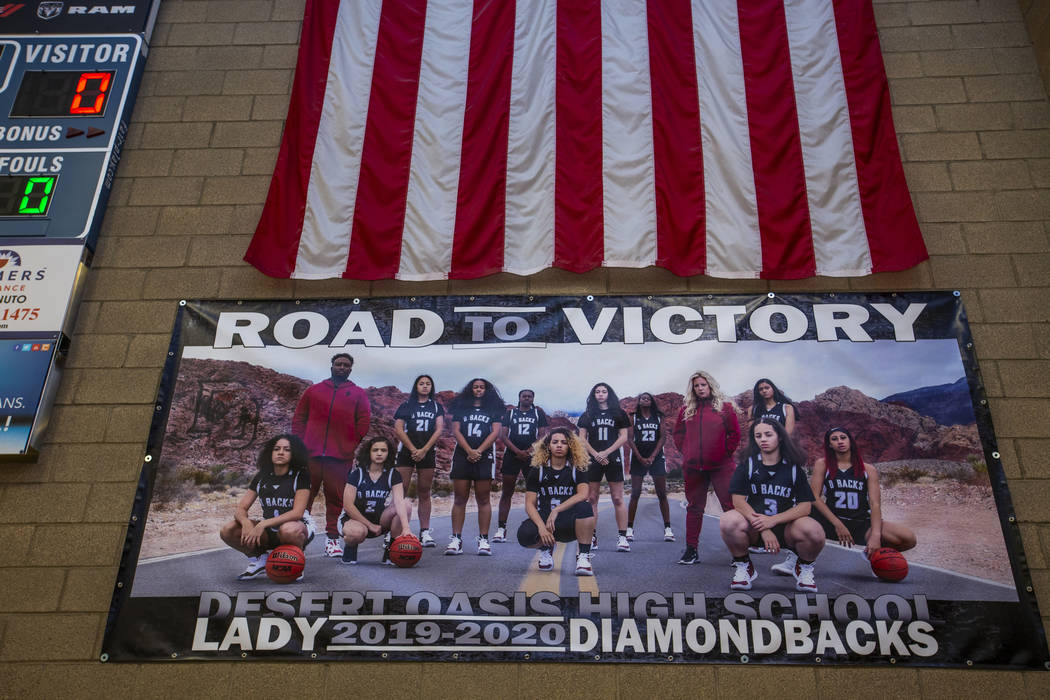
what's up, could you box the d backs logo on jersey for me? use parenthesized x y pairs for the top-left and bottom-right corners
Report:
(260, 494), (293, 510)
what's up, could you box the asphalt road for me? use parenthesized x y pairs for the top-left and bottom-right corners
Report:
(132, 496), (1017, 602)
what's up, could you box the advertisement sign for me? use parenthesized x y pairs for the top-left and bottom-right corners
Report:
(102, 293), (1048, 666)
(0, 336), (58, 456)
(0, 241), (84, 336)
(0, 1), (162, 38)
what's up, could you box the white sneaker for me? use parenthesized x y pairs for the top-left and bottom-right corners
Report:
(616, 535), (630, 552)
(771, 551), (798, 576)
(538, 547), (554, 571)
(324, 536), (343, 558)
(574, 552), (594, 576)
(477, 536), (492, 556)
(748, 545), (767, 554)
(664, 527), (675, 542)
(445, 535), (463, 555)
(625, 527), (634, 541)
(302, 511), (319, 542)
(236, 552), (269, 580)
(794, 561), (818, 592)
(731, 560), (758, 590)
(492, 527), (507, 543)
(591, 533), (598, 550)
(420, 529), (436, 548)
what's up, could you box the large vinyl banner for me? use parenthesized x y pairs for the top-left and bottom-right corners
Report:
(103, 293), (1048, 666)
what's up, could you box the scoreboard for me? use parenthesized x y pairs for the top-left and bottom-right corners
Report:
(0, 2), (159, 458)
(0, 33), (145, 248)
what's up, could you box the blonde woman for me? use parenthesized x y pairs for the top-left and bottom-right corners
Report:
(516, 428), (596, 576)
(670, 370), (741, 565)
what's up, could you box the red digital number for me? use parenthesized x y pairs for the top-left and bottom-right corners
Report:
(70, 72), (112, 115)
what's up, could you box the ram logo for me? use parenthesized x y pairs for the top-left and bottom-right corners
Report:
(36, 1), (62, 19)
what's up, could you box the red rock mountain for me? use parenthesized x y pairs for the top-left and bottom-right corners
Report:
(156, 359), (980, 496)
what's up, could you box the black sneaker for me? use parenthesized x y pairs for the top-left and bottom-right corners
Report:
(341, 544), (358, 565)
(677, 547), (699, 565)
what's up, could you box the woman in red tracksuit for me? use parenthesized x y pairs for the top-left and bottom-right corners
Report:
(671, 370), (740, 566)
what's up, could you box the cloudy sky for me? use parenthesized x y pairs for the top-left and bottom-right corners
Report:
(183, 338), (966, 413)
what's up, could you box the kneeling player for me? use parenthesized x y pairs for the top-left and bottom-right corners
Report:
(220, 434), (315, 581)
(719, 419), (825, 592)
(516, 428), (596, 576)
(339, 436), (413, 565)
(779, 426), (916, 574)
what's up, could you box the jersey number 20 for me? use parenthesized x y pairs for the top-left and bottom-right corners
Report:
(834, 491), (859, 511)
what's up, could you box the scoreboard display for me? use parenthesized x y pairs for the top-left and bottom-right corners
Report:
(0, 34), (145, 248)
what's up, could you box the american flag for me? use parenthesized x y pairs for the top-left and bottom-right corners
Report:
(246, 0), (927, 281)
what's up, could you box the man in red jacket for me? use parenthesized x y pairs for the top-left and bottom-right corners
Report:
(292, 353), (371, 557)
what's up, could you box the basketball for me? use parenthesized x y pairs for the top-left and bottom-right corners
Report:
(388, 534), (423, 568)
(265, 545), (306, 583)
(870, 547), (908, 582)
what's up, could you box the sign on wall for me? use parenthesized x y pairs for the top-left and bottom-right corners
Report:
(103, 293), (1048, 667)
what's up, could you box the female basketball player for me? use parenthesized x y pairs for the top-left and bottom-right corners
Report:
(339, 436), (413, 565)
(517, 428), (595, 576)
(671, 370), (740, 565)
(393, 374), (445, 548)
(626, 392), (674, 543)
(749, 378), (798, 434)
(447, 378), (505, 556)
(719, 419), (825, 592)
(772, 426), (916, 574)
(219, 434), (314, 581)
(494, 389), (549, 544)
(578, 382), (631, 553)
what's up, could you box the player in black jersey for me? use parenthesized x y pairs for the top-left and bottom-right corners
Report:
(393, 374), (445, 548)
(749, 378), (798, 434)
(626, 392), (674, 543)
(339, 436), (413, 565)
(494, 389), (549, 544)
(774, 426), (916, 575)
(516, 428), (595, 576)
(578, 382), (631, 553)
(720, 419), (825, 592)
(448, 378), (505, 556)
(220, 434), (315, 581)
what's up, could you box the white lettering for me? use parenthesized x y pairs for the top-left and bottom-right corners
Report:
(329, 311), (383, 347)
(650, 305), (703, 343)
(214, 312), (267, 349)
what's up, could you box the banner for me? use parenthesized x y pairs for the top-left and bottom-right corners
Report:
(103, 293), (1048, 666)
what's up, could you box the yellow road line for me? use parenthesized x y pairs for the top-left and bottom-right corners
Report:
(519, 545), (567, 596)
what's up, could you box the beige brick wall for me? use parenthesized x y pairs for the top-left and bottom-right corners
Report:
(2, 0), (1049, 695)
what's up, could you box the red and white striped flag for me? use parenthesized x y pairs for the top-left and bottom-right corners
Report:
(246, 0), (927, 281)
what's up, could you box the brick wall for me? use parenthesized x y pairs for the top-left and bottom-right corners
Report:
(2, 0), (1049, 696)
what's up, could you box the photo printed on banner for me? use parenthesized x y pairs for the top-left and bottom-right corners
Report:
(102, 293), (1048, 667)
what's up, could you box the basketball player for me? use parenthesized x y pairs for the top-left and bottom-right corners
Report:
(447, 378), (505, 556)
(771, 426), (916, 575)
(749, 378), (798, 434)
(393, 374), (445, 548)
(626, 392), (674, 543)
(219, 434), (315, 581)
(494, 389), (549, 544)
(578, 382), (631, 553)
(516, 428), (595, 576)
(719, 419), (825, 592)
(339, 436), (413, 565)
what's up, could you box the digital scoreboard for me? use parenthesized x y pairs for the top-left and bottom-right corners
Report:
(0, 33), (145, 248)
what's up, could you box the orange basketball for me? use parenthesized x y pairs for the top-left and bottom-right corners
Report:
(265, 544), (305, 583)
(870, 547), (908, 582)
(388, 534), (423, 568)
